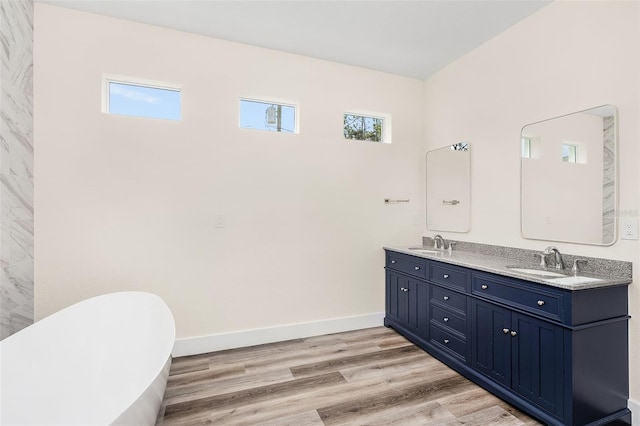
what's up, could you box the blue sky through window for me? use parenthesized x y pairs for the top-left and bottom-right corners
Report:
(108, 82), (181, 121)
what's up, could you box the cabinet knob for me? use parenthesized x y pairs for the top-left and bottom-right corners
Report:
(443, 274), (449, 279)
(443, 317), (449, 322)
(414, 266), (420, 270)
(444, 339), (450, 344)
(443, 296), (449, 301)
(537, 300), (545, 306)
(481, 284), (488, 290)
(391, 260), (396, 264)
(510, 331), (518, 337)
(503, 328), (510, 334)
(400, 287), (405, 291)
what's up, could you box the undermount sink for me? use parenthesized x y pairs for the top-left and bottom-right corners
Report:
(505, 267), (567, 278)
(408, 247), (441, 255)
(506, 266), (605, 285)
(546, 276), (603, 285)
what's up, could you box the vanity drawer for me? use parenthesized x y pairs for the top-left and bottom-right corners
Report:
(386, 251), (427, 279)
(431, 285), (467, 314)
(430, 304), (466, 336)
(472, 275), (562, 321)
(430, 324), (467, 360)
(429, 262), (468, 291)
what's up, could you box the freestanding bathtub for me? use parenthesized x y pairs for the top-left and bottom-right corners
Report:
(0, 291), (175, 425)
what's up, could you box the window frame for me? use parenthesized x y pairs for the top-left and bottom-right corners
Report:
(562, 143), (578, 163)
(238, 97), (299, 134)
(343, 110), (392, 143)
(102, 74), (182, 121)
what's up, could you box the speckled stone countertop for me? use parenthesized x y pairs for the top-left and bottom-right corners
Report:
(384, 240), (632, 291)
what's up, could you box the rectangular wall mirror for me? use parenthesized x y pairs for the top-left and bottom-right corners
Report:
(520, 105), (617, 245)
(426, 143), (471, 232)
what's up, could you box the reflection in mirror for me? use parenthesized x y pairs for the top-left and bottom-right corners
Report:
(426, 143), (471, 232)
(521, 105), (617, 245)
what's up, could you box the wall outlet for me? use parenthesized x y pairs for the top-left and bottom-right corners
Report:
(215, 213), (225, 228)
(620, 218), (638, 240)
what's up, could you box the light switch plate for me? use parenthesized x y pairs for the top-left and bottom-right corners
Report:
(620, 218), (638, 240)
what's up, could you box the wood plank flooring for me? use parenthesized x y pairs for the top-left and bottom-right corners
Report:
(156, 327), (542, 425)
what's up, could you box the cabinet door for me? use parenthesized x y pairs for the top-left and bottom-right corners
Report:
(386, 270), (406, 324)
(511, 313), (564, 418)
(406, 277), (429, 338)
(386, 271), (428, 337)
(471, 299), (511, 386)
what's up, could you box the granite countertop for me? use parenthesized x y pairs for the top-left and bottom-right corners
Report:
(384, 244), (632, 290)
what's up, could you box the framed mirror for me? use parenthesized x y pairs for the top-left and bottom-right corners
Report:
(520, 105), (617, 245)
(426, 143), (471, 232)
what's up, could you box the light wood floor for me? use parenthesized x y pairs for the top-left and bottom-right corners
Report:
(156, 327), (542, 425)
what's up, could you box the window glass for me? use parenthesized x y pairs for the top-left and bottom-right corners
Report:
(107, 81), (181, 121)
(344, 113), (383, 142)
(522, 137), (531, 158)
(562, 144), (577, 163)
(240, 99), (297, 133)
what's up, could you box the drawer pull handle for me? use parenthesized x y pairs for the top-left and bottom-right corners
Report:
(537, 300), (545, 306)
(443, 274), (449, 279)
(443, 296), (449, 301)
(510, 331), (518, 337)
(414, 266), (420, 270)
(443, 317), (449, 322)
(481, 284), (488, 290)
(444, 339), (450, 344)
(391, 260), (396, 264)
(503, 328), (510, 334)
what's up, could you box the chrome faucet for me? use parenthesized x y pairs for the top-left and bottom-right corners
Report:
(571, 259), (588, 275)
(433, 235), (446, 250)
(543, 246), (565, 270)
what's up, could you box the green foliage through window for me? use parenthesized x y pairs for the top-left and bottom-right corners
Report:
(344, 113), (383, 142)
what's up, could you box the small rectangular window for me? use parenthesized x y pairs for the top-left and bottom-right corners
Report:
(562, 144), (577, 163)
(344, 113), (385, 142)
(103, 75), (181, 121)
(239, 98), (297, 133)
(521, 137), (531, 158)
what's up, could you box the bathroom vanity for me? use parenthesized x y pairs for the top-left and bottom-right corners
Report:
(384, 246), (631, 426)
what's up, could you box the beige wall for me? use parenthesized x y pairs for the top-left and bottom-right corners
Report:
(422, 0), (640, 407)
(33, 5), (425, 338)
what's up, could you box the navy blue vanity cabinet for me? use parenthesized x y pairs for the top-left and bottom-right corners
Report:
(471, 271), (630, 425)
(472, 299), (564, 417)
(429, 283), (469, 362)
(385, 270), (429, 338)
(472, 299), (512, 385)
(383, 249), (631, 426)
(385, 251), (429, 339)
(427, 262), (471, 361)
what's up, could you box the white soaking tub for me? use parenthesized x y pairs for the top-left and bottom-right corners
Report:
(0, 291), (175, 425)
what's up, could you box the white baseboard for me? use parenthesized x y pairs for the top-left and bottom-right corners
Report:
(172, 312), (385, 357)
(629, 398), (639, 425)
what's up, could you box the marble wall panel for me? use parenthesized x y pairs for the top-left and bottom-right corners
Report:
(602, 115), (615, 243)
(0, 0), (34, 340)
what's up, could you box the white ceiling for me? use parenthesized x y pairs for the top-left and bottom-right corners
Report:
(38, 0), (551, 80)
